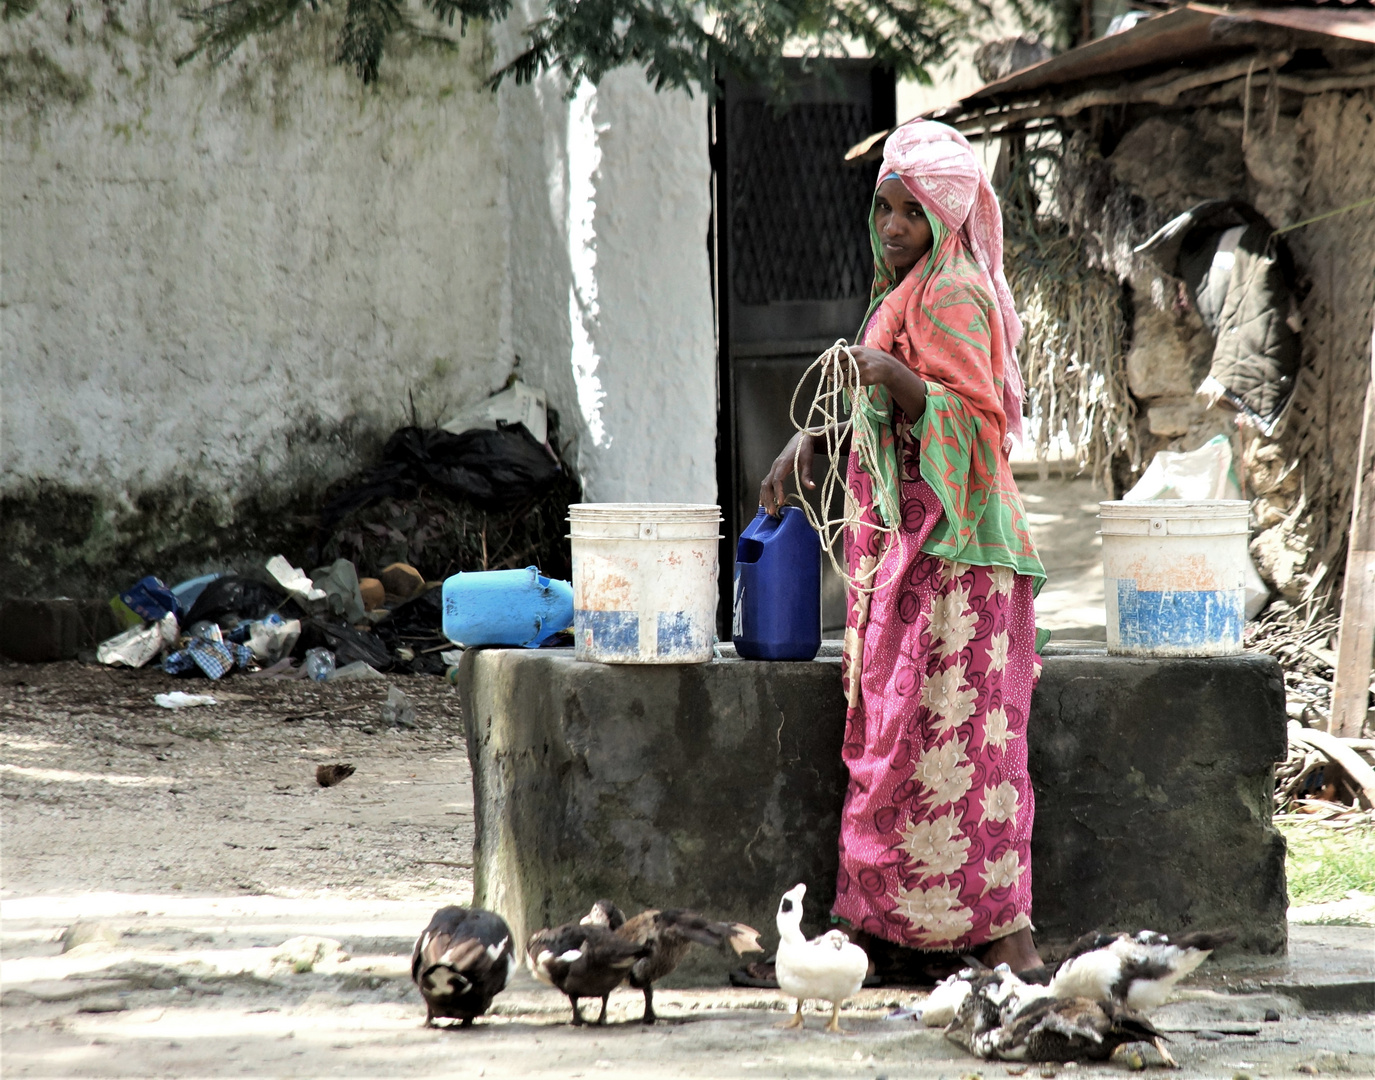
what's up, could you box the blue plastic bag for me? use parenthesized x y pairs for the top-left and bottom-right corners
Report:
(120, 576), (179, 624)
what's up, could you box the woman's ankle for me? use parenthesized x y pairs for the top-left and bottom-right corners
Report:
(976, 927), (1042, 974)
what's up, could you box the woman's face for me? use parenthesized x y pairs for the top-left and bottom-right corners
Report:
(874, 176), (933, 276)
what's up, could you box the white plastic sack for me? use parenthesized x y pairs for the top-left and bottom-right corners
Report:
(155, 692), (217, 709)
(96, 613), (179, 668)
(248, 617), (301, 663)
(1124, 434), (1240, 501)
(441, 378), (548, 445)
(265, 555), (327, 604)
(1124, 435), (1270, 620)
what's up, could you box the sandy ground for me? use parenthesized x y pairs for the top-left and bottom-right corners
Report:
(4, 660), (1373, 1078)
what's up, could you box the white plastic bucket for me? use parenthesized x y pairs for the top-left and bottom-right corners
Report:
(569, 503), (722, 664)
(1099, 500), (1250, 657)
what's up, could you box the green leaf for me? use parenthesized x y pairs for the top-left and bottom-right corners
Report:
(2, 0), (42, 21)
(177, 0), (312, 68)
(175, 0), (1051, 94)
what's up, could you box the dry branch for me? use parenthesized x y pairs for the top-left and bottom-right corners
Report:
(1289, 722), (1375, 809)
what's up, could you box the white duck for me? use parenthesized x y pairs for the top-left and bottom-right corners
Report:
(1048, 929), (1235, 1013)
(925, 963), (1051, 1029)
(773, 883), (869, 1034)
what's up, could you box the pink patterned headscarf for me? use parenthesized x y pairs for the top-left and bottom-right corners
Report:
(879, 120), (1026, 445)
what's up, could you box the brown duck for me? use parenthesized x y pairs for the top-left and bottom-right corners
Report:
(583, 899), (762, 1024)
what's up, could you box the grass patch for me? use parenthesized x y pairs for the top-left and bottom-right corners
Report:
(1278, 821), (1375, 905)
(159, 722), (223, 742)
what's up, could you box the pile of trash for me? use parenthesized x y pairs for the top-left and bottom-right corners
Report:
(89, 380), (585, 683)
(93, 556), (457, 682)
(313, 381), (581, 583)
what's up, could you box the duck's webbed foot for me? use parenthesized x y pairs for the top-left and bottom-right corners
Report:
(641, 985), (656, 1025)
(777, 1000), (805, 1030)
(1153, 1036), (1180, 1069)
(597, 994), (610, 1025)
(824, 1002), (850, 1035)
(569, 996), (585, 1026)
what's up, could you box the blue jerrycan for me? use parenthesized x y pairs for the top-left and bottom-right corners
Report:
(733, 506), (821, 660)
(442, 566), (574, 648)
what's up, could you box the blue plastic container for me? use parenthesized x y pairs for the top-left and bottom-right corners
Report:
(732, 506), (821, 661)
(442, 566), (574, 648)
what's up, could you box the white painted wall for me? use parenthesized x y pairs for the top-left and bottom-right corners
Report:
(492, 5), (717, 505)
(0, 0), (717, 524)
(1, 7), (511, 501)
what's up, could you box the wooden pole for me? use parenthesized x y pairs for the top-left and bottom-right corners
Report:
(1330, 314), (1375, 738)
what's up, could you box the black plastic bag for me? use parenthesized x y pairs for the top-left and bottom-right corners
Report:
(373, 587), (448, 675)
(184, 575), (294, 629)
(321, 423), (560, 526)
(298, 618), (393, 671)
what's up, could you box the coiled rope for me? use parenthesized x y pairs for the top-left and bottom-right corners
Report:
(788, 340), (898, 592)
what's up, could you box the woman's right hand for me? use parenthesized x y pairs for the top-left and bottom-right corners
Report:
(760, 432), (815, 518)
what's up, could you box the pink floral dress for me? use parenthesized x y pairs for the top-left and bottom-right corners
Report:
(832, 421), (1041, 951)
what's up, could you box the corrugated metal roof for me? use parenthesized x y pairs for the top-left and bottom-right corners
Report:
(1243, 6), (1375, 43)
(960, 6), (1225, 105)
(961, 4), (1375, 108)
(845, 4), (1375, 157)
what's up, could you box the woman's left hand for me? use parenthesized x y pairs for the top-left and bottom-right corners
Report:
(849, 345), (930, 421)
(849, 346), (905, 389)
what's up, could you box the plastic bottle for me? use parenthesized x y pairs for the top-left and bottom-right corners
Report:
(303, 647), (336, 681)
(441, 566), (574, 648)
(732, 506), (822, 661)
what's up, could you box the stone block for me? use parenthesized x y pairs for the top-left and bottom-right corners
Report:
(1147, 400), (1203, 437)
(459, 648), (1288, 983)
(459, 650), (850, 982)
(1126, 302), (1211, 401)
(0, 598), (122, 662)
(1028, 652), (1288, 955)
(1108, 114), (1246, 212)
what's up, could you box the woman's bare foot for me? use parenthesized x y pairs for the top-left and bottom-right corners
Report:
(976, 927), (1042, 974)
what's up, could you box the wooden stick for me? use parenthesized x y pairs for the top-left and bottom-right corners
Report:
(1331, 314), (1375, 738)
(1290, 723), (1375, 809)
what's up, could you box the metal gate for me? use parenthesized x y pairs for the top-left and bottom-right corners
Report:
(712, 62), (895, 634)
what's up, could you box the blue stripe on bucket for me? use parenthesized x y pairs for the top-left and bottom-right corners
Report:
(576, 610), (639, 655)
(657, 611), (706, 656)
(1115, 580), (1245, 649)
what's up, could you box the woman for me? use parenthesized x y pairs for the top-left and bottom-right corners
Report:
(761, 121), (1045, 974)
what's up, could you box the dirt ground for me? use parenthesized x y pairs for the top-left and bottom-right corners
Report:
(4, 660), (1373, 1079)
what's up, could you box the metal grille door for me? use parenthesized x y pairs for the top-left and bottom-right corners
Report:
(713, 63), (896, 635)
(728, 101), (878, 306)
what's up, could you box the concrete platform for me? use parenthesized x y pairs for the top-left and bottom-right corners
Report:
(1203, 924), (1375, 1012)
(459, 646), (1288, 980)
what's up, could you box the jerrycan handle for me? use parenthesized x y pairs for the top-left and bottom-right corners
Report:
(737, 505), (781, 563)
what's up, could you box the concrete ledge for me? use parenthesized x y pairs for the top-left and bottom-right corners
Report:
(459, 648), (1288, 980)
(0, 598), (121, 662)
(1220, 925), (1375, 1013)
(1028, 653), (1288, 954)
(459, 649), (850, 980)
